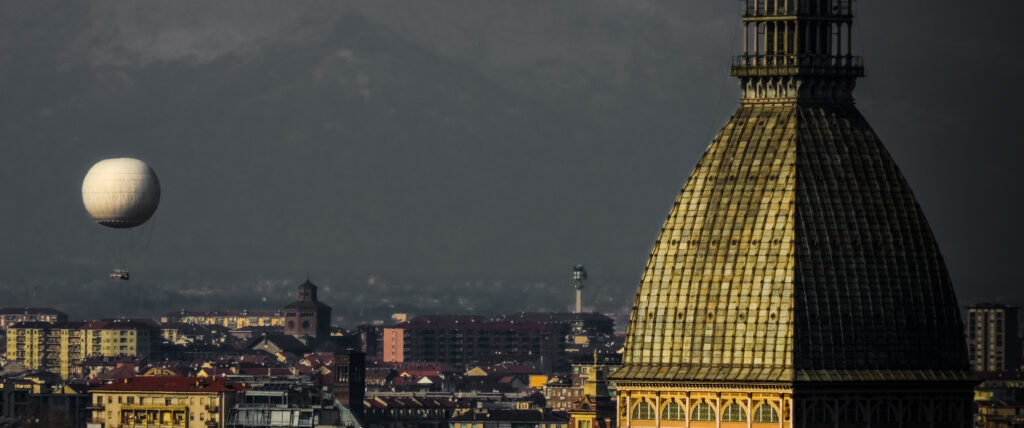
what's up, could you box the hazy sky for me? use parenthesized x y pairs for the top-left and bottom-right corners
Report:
(1, 1), (1020, 326)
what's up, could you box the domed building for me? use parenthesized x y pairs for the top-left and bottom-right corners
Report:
(608, 1), (976, 427)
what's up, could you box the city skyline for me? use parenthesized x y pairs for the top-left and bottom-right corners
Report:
(0, 1), (1020, 325)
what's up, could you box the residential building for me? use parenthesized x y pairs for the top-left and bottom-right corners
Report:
(393, 315), (565, 371)
(0, 380), (90, 428)
(975, 377), (1024, 428)
(545, 385), (583, 414)
(363, 395), (456, 428)
(449, 409), (569, 428)
(609, 0), (975, 426)
(0, 381), (30, 423)
(0, 308), (67, 331)
(381, 328), (404, 363)
(357, 324), (384, 360)
(161, 310), (284, 330)
(5, 322), (84, 379)
(88, 376), (247, 428)
(82, 320), (160, 360)
(968, 304), (1022, 372)
(568, 359), (615, 428)
(227, 382), (361, 428)
(6, 320), (157, 380)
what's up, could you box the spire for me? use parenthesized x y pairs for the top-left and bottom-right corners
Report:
(581, 351), (609, 398)
(731, 0), (864, 103)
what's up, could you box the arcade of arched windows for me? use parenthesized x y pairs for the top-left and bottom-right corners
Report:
(619, 394), (788, 427)
(617, 393), (970, 428)
(795, 397), (971, 428)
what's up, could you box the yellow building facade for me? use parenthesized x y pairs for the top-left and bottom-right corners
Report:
(6, 320), (156, 380)
(83, 322), (155, 358)
(160, 310), (284, 329)
(89, 377), (245, 428)
(6, 322), (84, 379)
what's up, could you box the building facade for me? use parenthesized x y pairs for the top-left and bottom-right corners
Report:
(569, 360), (616, 428)
(226, 382), (361, 428)
(967, 304), (1022, 372)
(0, 308), (67, 331)
(332, 351), (367, 422)
(6, 320), (158, 380)
(608, 1), (975, 427)
(82, 320), (159, 359)
(283, 280), (332, 341)
(88, 377), (246, 428)
(381, 327), (404, 363)
(392, 316), (565, 371)
(161, 310), (284, 330)
(6, 322), (84, 379)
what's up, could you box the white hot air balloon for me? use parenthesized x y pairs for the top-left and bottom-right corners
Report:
(82, 158), (161, 228)
(82, 158), (161, 279)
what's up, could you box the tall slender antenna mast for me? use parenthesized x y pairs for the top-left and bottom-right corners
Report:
(572, 264), (587, 314)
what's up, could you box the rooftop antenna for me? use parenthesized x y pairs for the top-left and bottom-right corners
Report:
(572, 264), (587, 314)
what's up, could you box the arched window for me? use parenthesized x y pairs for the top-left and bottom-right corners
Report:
(633, 401), (655, 420)
(723, 403), (747, 422)
(663, 402), (685, 421)
(872, 403), (898, 424)
(935, 401), (960, 425)
(692, 402), (716, 421)
(838, 403), (865, 424)
(904, 401), (930, 425)
(753, 404), (780, 423)
(806, 402), (833, 425)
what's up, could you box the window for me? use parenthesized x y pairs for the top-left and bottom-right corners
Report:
(754, 404), (780, 423)
(838, 403), (864, 424)
(663, 401), (685, 421)
(723, 403), (747, 422)
(904, 402), (930, 424)
(692, 402), (715, 421)
(806, 403), (833, 425)
(935, 401), (959, 424)
(578, 420), (589, 428)
(872, 403), (898, 424)
(633, 401), (655, 420)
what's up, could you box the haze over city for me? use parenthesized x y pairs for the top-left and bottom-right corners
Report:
(1, 1), (1020, 326)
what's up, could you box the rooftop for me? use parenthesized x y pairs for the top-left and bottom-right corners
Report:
(92, 376), (248, 393)
(0, 307), (67, 316)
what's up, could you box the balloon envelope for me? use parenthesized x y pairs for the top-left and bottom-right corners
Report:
(81, 158), (161, 228)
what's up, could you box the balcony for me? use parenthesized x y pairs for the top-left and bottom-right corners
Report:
(731, 54), (863, 77)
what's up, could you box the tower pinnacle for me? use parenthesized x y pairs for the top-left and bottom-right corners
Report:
(732, 0), (864, 103)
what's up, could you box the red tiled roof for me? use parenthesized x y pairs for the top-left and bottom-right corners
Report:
(93, 376), (247, 393)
